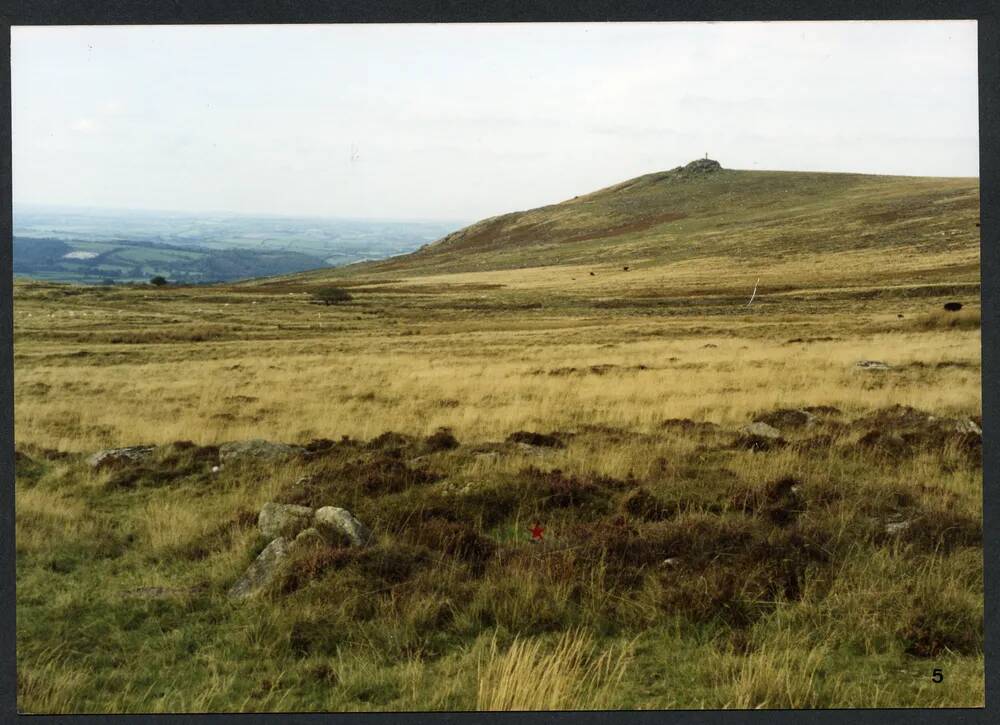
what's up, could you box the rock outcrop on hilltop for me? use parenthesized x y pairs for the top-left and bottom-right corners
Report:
(670, 157), (723, 175)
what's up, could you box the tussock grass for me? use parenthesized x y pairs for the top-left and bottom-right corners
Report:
(477, 630), (631, 711)
(16, 647), (90, 714)
(723, 645), (835, 709)
(142, 500), (217, 555)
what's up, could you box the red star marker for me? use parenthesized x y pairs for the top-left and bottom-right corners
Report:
(530, 523), (545, 541)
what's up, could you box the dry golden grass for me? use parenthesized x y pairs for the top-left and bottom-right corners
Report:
(142, 499), (218, 555)
(723, 645), (835, 709)
(16, 647), (90, 715)
(477, 630), (631, 711)
(355, 246), (979, 296)
(15, 485), (99, 555)
(11, 314), (981, 452)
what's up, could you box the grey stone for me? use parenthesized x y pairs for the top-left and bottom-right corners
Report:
(219, 439), (298, 464)
(737, 422), (783, 439)
(228, 537), (292, 600)
(885, 520), (913, 535)
(439, 479), (483, 496)
(315, 506), (373, 547)
(953, 419), (982, 436)
(673, 158), (722, 175)
(87, 446), (156, 470)
(258, 502), (314, 540)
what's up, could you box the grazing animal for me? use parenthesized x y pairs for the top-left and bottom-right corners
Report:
(623, 266), (629, 271)
(897, 314), (904, 319)
(589, 272), (595, 276)
(943, 302), (963, 312)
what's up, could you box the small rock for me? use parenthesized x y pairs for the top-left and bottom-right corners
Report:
(440, 479), (482, 496)
(885, 520), (913, 535)
(856, 360), (892, 370)
(738, 422), (783, 439)
(219, 439), (298, 464)
(211, 465), (221, 474)
(87, 446), (156, 470)
(514, 442), (559, 456)
(258, 502), (314, 540)
(228, 537), (292, 600)
(314, 507), (373, 547)
(953, 419), (982, 436)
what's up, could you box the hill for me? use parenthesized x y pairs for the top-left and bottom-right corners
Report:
(312, 159), (978, 288)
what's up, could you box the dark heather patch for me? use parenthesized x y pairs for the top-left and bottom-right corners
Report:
(620, 487), (677, 521)
(901, 604), (981, 657)
(659, 418), (719, 434)
(424, 428), (460, 452)
(752, 409), (813, 429)
(365, 431), (416, 451)
(519, 467), (618, 512)
(403, 517), (496, 571)
(506, 431), (565, 448)
(801, 405), (842, 416)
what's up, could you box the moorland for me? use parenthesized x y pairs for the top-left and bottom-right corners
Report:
(13, 160), (983, 711)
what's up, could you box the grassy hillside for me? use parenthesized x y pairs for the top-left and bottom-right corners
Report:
(13, 161), (982, 711)
(326, 159), (979, 277)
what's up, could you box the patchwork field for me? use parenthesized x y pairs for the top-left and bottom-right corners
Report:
(12, 163), (983, 711)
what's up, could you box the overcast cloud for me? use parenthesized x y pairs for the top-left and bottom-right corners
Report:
(12, 21), (979, 221)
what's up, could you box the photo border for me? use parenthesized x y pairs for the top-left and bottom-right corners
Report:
(1, 1), (996, 723)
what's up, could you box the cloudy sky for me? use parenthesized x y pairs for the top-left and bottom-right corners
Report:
(12, 21), (979, 221)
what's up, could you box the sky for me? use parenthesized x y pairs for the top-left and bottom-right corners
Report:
(12, 21), (979, 221)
